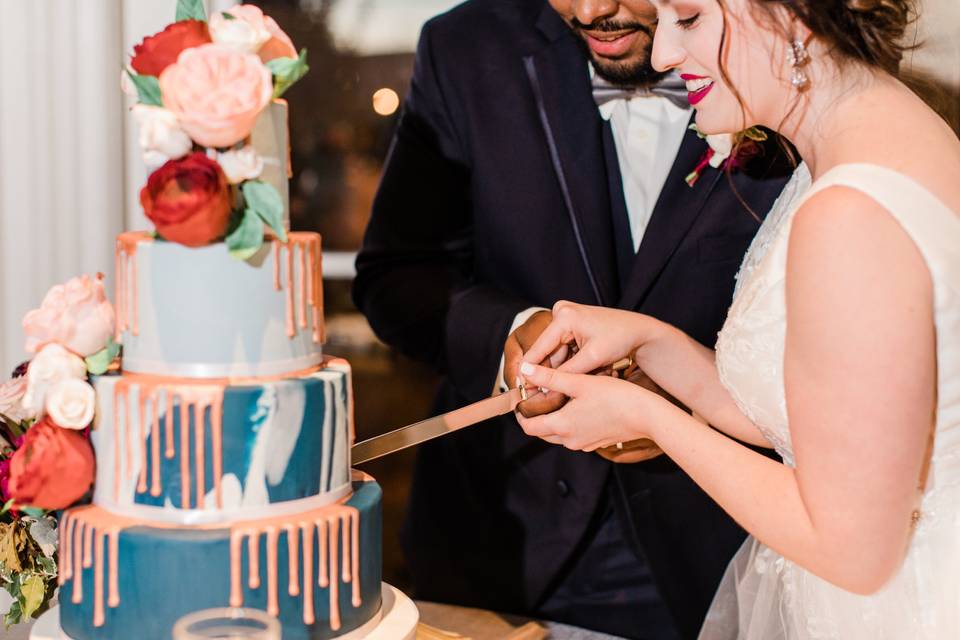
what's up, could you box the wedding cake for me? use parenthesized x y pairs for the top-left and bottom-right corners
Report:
(45, 4), (382, 638)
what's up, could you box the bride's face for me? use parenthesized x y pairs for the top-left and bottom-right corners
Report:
(650, 0), (793, 133)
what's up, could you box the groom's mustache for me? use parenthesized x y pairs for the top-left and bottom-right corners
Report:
(570, 18), (653, 38)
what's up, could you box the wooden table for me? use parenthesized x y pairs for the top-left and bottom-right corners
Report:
(416, 600), (625, 640)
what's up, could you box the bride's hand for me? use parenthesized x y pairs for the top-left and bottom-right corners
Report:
(520, 301), (660, 379)
(515, 362), (674, 452)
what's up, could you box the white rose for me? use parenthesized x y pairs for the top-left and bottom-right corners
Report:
(22, 343), (87, 417)
(132, 104), (193, 168)
(45, 378), (96, 430)
(217, 145), (264, 184)
(209, 11), (271, 53)
(706, 133), (734, 168)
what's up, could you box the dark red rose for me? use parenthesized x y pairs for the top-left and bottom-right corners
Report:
(130, 20), (211, 77)
(140, 152), (233, 247)
(8, 418), (95, 510)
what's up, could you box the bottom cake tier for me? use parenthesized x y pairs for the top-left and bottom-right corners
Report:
(59, 476), (382, 640)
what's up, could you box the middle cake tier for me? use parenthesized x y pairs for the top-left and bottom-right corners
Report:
(92, 358), (353, 523)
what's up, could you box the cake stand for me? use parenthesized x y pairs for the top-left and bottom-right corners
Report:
(30, 582), (418, 640)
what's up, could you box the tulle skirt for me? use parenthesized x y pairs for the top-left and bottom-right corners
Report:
(698, 487), (960, 640)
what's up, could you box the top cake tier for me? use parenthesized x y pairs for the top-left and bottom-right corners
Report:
(116, 231), (325, 378)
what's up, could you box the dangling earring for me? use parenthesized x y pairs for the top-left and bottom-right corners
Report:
(787, 39), (810, 91)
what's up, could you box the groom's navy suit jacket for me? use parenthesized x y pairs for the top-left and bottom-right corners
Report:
(353, 0), (791, 636)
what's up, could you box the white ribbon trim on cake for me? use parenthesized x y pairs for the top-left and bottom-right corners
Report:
(121, 352), (326, 379)
(94, 484), (352, 526)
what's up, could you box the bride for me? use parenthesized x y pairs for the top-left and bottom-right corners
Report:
(513, 0), (960, 637)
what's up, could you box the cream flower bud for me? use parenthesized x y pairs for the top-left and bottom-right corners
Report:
(209, 11), (271, 53)
(217, 145), (264, 184)
(22, 344), (87, 416)
(706, 133), (734, 168)
(132, 104), (193, 167)
(45, 378), (96, 430)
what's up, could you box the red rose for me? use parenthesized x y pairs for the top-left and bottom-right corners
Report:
(140, 152), (233, 247)
(130, 20), (211, 77)
(8, 418), (94, 510)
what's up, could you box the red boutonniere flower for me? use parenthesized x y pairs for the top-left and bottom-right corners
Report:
(130, 19), (212, 77)
(686, 126), (768, 187)
(140, 152), (233, 247)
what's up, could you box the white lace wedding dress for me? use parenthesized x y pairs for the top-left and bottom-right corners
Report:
(701, 163), (960, 639)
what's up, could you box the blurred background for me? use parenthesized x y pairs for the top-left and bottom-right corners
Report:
(0, 0), (958, 595)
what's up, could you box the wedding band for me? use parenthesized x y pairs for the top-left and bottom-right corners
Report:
(611, 357), (633, 372)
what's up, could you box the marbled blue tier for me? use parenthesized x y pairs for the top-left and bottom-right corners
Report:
(91, 360), (353, 522)
(59, 479), (383, 640)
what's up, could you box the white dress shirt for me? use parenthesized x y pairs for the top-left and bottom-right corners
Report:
(495, 69), (692, 391)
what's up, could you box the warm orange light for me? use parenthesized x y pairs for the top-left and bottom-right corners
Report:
(372, 88), (400, 116)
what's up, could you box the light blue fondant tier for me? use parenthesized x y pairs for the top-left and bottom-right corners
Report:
(60, 479), (382, 640)
(91, 361), (352, 522)
(117, 229), (324, 378)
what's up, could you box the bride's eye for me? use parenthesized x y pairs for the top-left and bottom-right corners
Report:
(675, 13), (700, 29)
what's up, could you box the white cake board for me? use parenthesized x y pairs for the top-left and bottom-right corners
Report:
(30, 583), (418, 640)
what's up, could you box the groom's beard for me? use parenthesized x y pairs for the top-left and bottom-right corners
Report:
(570, 18), (668, 87)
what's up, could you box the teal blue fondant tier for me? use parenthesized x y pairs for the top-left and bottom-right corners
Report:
(91, 363), (352, 520)
(60, 479), (382, 640)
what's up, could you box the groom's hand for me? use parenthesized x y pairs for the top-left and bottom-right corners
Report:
(503, 311), (570, 418)
(596, 367), (668, 463)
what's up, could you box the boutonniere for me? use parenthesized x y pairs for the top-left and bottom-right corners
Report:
(685, 125), (768, 187)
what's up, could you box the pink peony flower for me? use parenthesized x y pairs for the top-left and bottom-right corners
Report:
(213, 5), (297, 63)
(23, 274), (116, 357)
(0, 377), (34, 424)
(159, 43), (272, 148)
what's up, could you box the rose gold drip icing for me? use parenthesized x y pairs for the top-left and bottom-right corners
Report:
(115, 377), (226, 511)
(150, 397), (161, 496)
(115, 232), (149, 338)
(194, 401), (205, 509)
(93, 531), (104, 627)
(318, 518), (328, 588)
(266, 527), (280, 615)
(60, 481), (368, 631)
(137, 393), (148, 494)
(72, 521), (85, 603)
(301, 523), (315, 625)
(179, 400), (190, 510)
(83, 522), (94, 569)
(273, 242), (282, 291)
(285, 242), (295, 337)
(270, 233), (325, 343)
(285, 524), (300, 596)
(248, 532), (261, 588)
(164, 391), (175, 459)
(298, 243), (307, 330)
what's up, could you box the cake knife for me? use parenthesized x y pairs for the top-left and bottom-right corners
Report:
(351, 386), (525, 464)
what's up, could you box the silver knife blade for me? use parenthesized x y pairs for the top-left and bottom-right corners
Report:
(352, 387), (523, 465)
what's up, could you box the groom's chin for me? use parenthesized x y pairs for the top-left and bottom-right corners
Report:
(591, 56), (667, 87)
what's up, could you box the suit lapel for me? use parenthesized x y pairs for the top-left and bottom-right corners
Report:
(617, 123), (720, 310)
(523, 7), (619, 307)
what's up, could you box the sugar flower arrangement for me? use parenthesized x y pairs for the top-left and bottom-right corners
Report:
(0, 275), (117, 626)
(124, 0), (309, 260)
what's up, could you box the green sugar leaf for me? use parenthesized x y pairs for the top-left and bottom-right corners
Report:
(266, 48), (309, 99)
(126, 71), (162, 107)
(241, 180), (287, 242)
(19, 574), (44, 620)
(225, 209), (265, 261)
(176, 0), (206, 22)
(85, 337), (120, 375)
(222, 11), (236, 20)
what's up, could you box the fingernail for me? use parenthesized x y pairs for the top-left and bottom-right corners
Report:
(520, 362), (535, 376)
(540, 387), (550, 394)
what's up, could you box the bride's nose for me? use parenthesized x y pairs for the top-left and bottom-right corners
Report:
(651, 24), (685, 72)
(569, 0), (619, 26)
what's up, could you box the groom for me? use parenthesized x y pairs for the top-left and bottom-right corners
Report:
(354, 0), (791, 637)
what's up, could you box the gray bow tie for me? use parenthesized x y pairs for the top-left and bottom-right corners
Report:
(592, 72), (690, 110)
